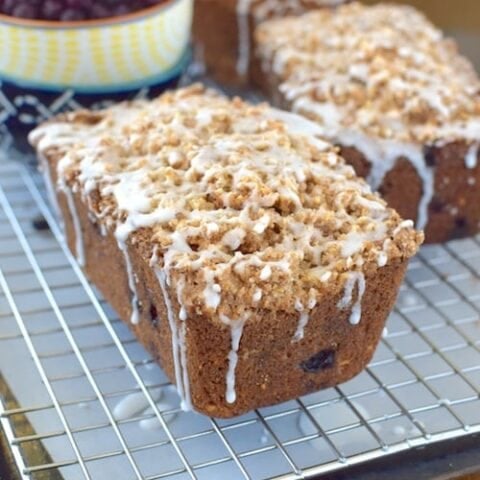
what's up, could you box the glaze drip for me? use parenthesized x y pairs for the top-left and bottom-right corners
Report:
(293, 310), (310, 342)
(220, 313), (249, 404)
(60, 182), (85, 267)
(465, 142), (479, 169)
(236, 0), (254, 77)
(337, 272), (366, 325)
(156, 268), (192, 411)
(39, 153), (62, 219)
(116, 231), (140, 325)
(256, 3), (480, 231)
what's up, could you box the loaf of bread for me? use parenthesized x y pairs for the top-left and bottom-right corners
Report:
(29, 85), (422, 417)
(254, 2), (480, 243)
(193, 0), (347, 86)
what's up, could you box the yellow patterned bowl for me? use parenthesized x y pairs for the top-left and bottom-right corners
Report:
(0, 0), (193, 149)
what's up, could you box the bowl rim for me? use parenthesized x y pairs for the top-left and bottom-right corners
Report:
(0, 0), (177, 29)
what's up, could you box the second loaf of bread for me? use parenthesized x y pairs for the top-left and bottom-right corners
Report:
(254, 2), (480, 243)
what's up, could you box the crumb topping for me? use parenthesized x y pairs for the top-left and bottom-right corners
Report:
(30, 84), (421, 316)
(255, 2), (480, 144)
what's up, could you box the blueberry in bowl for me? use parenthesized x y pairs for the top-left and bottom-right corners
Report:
(0, 0), (193, 151)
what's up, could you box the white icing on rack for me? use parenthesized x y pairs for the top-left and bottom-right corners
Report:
(113, 385), (180, 430)
(256, 3), (480, 231)
(29, 85), (421, 412)
(220, 313), (250, 404)
(337, 272), (366, 325)
(113, 388), (163, 421)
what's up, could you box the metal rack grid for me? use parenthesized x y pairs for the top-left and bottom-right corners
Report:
(0, 157), (479, 480)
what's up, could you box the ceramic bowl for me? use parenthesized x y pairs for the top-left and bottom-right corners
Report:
(0, 0), (193, 150)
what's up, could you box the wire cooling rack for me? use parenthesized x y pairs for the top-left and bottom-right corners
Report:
(0, 153), (479, 480)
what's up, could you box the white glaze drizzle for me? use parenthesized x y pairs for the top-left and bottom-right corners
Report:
(175, 277), (192, 411)
(252, 288), (263, 302)
(152, 240), (192, 411)
(203, 270), (222, 310)
(294, 104), (435, 230)
(293, 295), (317, 341)
(377, 249), (388, 268)
(220, 313), (250, 404)
(259, 265), (272, 280)
(155, 267), (191, 411)
(115, 228), (140, 325)
(393, 220), (415, 236)
(59, 181), (85, 267)
(337, 272), (366, 325)
(293, 309), (309, 342)
(367, 142), (433, 232)
(465, 142), (479, 169)
(236, 0), (254, 77)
